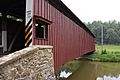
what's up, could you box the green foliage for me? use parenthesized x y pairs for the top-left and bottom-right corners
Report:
(85, 45), (120, 62)
(80, 44), (120, 62)
(101, 49), (107, 55)
(88, 51), (120, 62)
(61, 60), (80, 73)
(85, 20), (120, 45)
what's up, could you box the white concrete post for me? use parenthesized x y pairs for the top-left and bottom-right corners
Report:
(2, 31), (7, 52)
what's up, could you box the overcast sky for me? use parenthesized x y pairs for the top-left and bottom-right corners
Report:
(61, 0), (120, 23)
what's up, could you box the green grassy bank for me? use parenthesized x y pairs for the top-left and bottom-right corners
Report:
(96, 44), (120, 53)
(83, 45), (120, 62)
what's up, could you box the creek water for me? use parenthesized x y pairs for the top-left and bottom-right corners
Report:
(63, 60), (120, 80)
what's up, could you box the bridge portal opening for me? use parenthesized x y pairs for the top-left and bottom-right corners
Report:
(0, 0), (26, 54)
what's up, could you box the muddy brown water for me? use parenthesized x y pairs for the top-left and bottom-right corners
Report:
(62, 61), (120, 80)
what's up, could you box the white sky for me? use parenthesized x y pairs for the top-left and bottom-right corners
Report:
(61, 0), (120, 23)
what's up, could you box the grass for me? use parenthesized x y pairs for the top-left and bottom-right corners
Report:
(88, 51), (120, 62)
(84, 44), (120, 62)
(96, 44), (120, 53)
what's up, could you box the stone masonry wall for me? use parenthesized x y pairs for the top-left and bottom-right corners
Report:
(0, 45), (55, 80)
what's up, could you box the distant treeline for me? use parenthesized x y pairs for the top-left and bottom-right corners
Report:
(85, 20), (120, 45)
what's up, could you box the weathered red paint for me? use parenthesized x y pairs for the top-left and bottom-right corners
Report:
(32, 0), (95, 72)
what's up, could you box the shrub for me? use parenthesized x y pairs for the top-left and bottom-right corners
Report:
(101, 49), (107, 54)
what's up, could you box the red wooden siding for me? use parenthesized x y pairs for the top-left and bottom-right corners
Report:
(33, 0), (95, 72)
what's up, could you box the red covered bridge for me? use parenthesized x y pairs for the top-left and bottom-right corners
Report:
(0, 0), (95, 72)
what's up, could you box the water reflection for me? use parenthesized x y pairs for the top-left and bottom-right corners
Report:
(97, 75), (120, 80)
(65, 61), (120, 80)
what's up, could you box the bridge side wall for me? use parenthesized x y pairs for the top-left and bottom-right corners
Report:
(32, 0), (95, 72)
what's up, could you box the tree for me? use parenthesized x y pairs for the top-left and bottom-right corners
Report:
(85, 20), (120, 45)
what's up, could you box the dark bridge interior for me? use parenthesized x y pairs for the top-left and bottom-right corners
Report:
(0, 0), (25, 17)
(0, 0), (26, 53)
